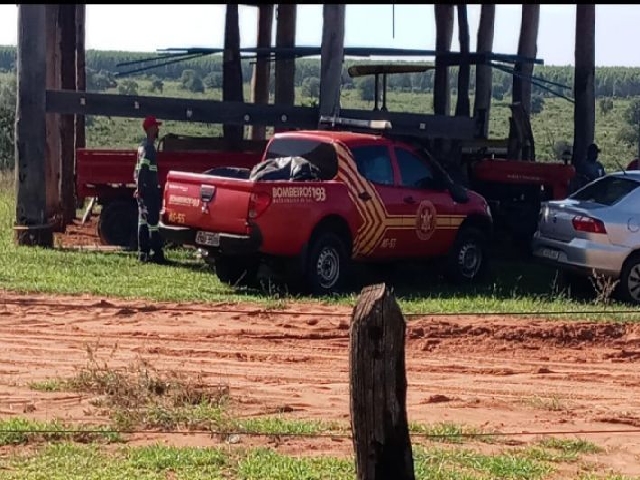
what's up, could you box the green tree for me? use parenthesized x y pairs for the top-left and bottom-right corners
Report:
(301, 77), (320, 99)
(599, 97), (614, 115)
(530, 95), (545, 115)
(620, 97), (640, 156)
(0, 77), (16, 169)
(118, 79), (138, 96)
(357, 76), (376, 102)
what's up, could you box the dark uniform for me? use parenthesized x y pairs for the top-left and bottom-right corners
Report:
(134, 136), (164, 262)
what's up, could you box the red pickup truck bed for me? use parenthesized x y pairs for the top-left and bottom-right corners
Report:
(75, 139), (264, 248)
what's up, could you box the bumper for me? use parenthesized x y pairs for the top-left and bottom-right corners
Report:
(531, 233), (628, 279)
(159, 222), (262, 255)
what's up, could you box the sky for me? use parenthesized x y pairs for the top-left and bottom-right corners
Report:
(0, 4), (638, 67)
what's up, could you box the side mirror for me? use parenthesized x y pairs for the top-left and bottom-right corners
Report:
(449, 183), (469, 204)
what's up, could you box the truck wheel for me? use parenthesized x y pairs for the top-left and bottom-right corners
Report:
(618, 254), (640, 305)
(305, 232), (349, 295)
(212, 256), (259, 287)
(97, 200), (138, 250)
(445, 227), (488, 284)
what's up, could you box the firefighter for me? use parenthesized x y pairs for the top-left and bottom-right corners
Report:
(134, 115), (165, 264)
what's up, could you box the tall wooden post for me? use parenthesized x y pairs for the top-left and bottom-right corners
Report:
(275, 4), (296, 112)
(350, 284), (415, 480)
(14, 5), (52, 247)
(473, 4), (495, 139)
(572, 5), (596, 166)
(74, 4), (86, 157)
(59, 4), (76, 225)
(250, 4), (274, 141)
(433, 4), (454, 117)
(45, 4), (62, 231)
(223, 4), (244, 145)
(319, 4), (345, 120)
(511, 5), (540, 115)
(454, 4), (470, 117)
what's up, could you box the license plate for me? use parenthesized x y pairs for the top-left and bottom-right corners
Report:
(541, 248), (559, 261)
(195, 231), (220, 247)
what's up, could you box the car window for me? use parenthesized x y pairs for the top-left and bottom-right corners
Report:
(395, 148), (435, 188)
(570, 176), (640, 206)
(265, 138), (338, 180)
(350, 145), (395, 186)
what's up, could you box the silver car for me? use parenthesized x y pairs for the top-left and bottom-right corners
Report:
(531, 171), (640, 304)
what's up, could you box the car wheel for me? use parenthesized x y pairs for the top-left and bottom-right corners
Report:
(211, 255), (259, 287)
(445, 227), (488, 284)
(305, 232), (349, 296)
(619, 254), (640, 305)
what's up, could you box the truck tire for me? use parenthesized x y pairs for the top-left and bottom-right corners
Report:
(97, 200), (138, 250)
(211, 256), (259, 287)
(445, 227), (488, 284)
(305, 232), (349, 296)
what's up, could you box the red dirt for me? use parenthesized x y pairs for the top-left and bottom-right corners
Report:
(2, 291), (640, 476)
(0, 221), (635, 474)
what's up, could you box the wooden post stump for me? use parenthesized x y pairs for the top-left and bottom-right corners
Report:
(349, 283), (415, 480)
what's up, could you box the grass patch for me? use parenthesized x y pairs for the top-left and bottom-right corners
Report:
(524, 438), (602, 463)
(2, 178), (640, 319)
(409, 422), (499, 445)
(0, 443), (571, 479)
(52, 343), (230, 432)
(0, 417), (121, 446)
(522, 395), (569, 412)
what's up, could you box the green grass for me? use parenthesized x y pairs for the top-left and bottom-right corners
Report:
(0, 418), (122, 446)
(2, 440), (628, 480)
(3, 171), (640, 319)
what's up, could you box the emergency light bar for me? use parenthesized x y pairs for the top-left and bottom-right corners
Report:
(319, 115), (393, 130)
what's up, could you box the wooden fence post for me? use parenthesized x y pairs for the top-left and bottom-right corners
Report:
(349, 283), (415, 480)
(14, 4), (52, 247)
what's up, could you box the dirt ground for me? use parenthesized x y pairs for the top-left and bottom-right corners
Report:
(0, 220), (639, 476)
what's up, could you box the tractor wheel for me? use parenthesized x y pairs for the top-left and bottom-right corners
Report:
(97, 200), (138, 250)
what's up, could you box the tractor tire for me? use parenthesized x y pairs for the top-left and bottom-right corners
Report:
(210, 255), (259, 287)
(97, 200), (138, 250)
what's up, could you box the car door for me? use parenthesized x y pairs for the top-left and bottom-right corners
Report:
(392, 146), (459, 258)
(348, 143), (410, 260)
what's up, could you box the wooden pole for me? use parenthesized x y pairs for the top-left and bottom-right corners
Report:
(433, 4), (454, 117)
(59, 4), (76, 225)
(223, 4), (244, 145)
(454, 4), (470, 117)
(511, 5), (540, 115)
(473, 4), (495, 139)
(45, 4), (63, 231)
(14, 5), (53, 247)
(572, 4), (595, 166)
(74, 4), (86, 156)
(350, 283), (415, 480)
(250, 4), (274, 141)
(275, 4), (296, 113)
(319, 4), (345, 120)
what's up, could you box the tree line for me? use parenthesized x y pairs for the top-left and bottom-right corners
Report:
(2, 46), (640, 99)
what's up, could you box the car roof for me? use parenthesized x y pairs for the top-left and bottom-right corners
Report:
(273, 129), (386, 145)
(608, 170), (640, 181)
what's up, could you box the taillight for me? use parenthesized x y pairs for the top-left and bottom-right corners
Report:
(248, 191), (271, 219)
(572, 215), (607, 234)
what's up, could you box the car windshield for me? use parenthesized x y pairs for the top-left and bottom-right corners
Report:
(570, 175), (640, 206)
